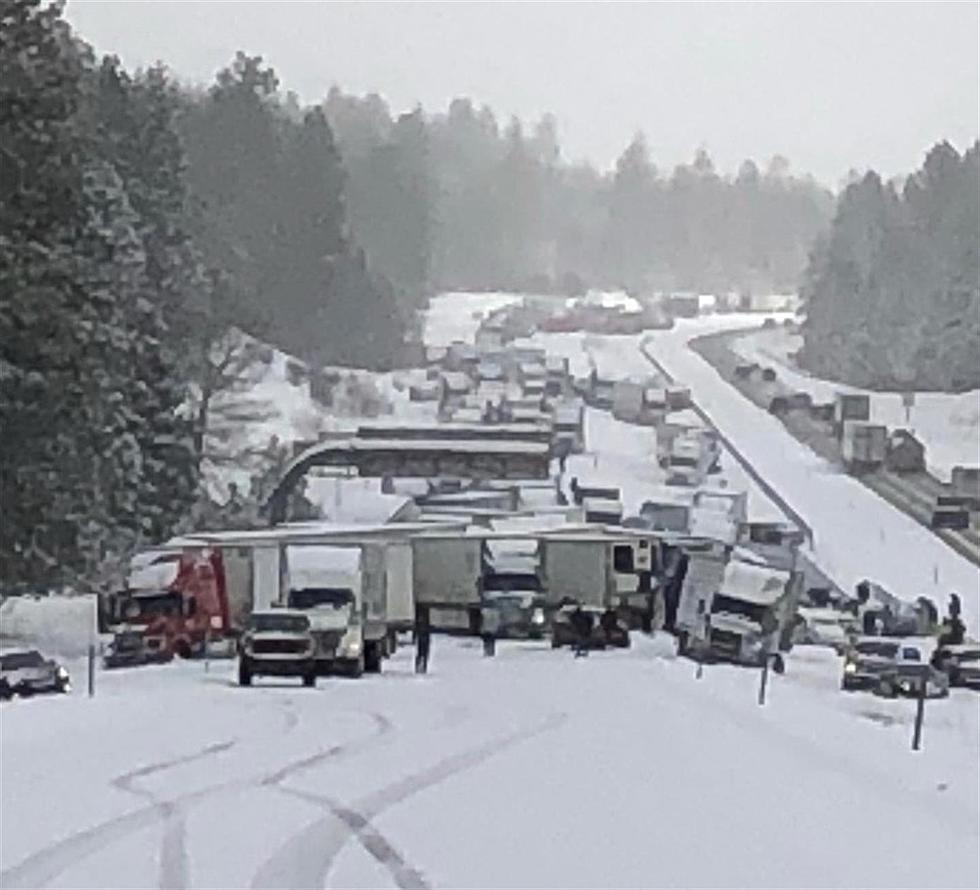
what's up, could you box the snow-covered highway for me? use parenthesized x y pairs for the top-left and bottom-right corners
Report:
(2, 640), (978, 890)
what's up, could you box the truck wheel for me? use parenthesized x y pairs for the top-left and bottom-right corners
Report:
(175, 639), (192, 660)
(238, 659), (252, 687)
(551, 636), (561, 649)
(349, 655), (364, 678)
(302, 672), (316, 688)
(771, 654), (785, 675)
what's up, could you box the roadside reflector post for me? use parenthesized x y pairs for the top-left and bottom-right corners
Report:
(758, 655), (770, 706)
(912, 672), (927, 751)
(87, 644), (95, 698)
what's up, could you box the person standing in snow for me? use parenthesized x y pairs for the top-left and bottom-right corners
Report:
(415, 604), (431, 674)
(570, 605), (593, 657)
(481, 602), (500, 657)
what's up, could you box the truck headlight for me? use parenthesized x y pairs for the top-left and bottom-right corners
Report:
(56, 666), (69, 680)
(844, 662), (857, 674)
(344, 640), (362, 656)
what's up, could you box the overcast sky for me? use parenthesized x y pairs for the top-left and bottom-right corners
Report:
(65, 1), (979, 187)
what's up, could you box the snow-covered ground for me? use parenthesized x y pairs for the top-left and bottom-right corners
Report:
(731, 326), (980, 482)
(204, 340), (437, 498)
(2, 641), (978, 890)
(3, 294), (978, 890)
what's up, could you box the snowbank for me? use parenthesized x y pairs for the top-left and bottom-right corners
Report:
(731, 327), (980, 481)
(0, 594), (98, 657)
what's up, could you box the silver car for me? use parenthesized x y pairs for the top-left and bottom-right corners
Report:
(0, 649), (71, 699)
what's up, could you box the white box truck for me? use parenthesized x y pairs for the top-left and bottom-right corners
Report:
(540, 532), (658, 624)
(411, 534), (483, 633)
(283, 540), (412, 675)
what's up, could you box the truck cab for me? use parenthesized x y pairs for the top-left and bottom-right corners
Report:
(675, 546), (798, 670)
(285, 545), (365, 676)
(110, 547), (228, 661)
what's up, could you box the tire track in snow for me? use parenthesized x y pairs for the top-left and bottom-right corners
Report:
(250, 711), (567, 890)
(1, 741), (235, 890)
(112, 739), (237, 890)
(0, 709), (391, 889)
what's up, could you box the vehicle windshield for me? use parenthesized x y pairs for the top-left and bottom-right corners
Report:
(901, 647), (922, 661)
(669, 455), (698, 468)
(248, 613), (310, 633)
(484, 573), (542, 593)
(0, 651), (45, 669)
(958, 650), (980, 663)
(288, 588), (354, 610)
(122, 591), (182, 619)
(711, 594), (769, 625)
(855, 641), (899, 658)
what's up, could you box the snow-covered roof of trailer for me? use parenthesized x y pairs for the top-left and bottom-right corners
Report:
(171, 519), (466, 547)
(718, 559), (790, 604)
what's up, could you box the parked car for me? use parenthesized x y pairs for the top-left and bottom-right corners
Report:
(841, 638), (901, 693)
(0, 649), (71, 699)
(888, 644), (949, 698)
(933, 643), (980, 689)
(842, 638), (948, 698)
(238, 610), (317, 687)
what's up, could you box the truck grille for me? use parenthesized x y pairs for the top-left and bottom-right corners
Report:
(710, 628), (741, 657)
(315, 630), (342, 654)
(252, 639), (308, 655)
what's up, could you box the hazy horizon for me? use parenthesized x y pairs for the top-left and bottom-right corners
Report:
(66, 1), (979, 187)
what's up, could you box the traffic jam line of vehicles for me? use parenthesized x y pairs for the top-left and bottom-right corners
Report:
(8, 294), (975, 708)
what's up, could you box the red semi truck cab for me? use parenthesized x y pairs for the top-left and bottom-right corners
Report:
(110, 547), (229, 659)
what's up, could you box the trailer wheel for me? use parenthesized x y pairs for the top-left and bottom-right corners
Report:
(175, 639), (192, 660)
(238, 660), (252, 687)
(302, 672), (316, 688)
(771, 654), (785, 675)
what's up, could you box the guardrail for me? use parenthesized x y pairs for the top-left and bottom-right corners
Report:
(640, 337), (815, 547)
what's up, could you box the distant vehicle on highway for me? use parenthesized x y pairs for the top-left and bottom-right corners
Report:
(933, 643), (980, 689)
(0, 649), (71, 699)
(238, 610), (317, 687)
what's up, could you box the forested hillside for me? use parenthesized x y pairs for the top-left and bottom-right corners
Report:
(0, 1), (403, 589)
(325, 91), (835, 297)
(800, 142), (980, 391)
